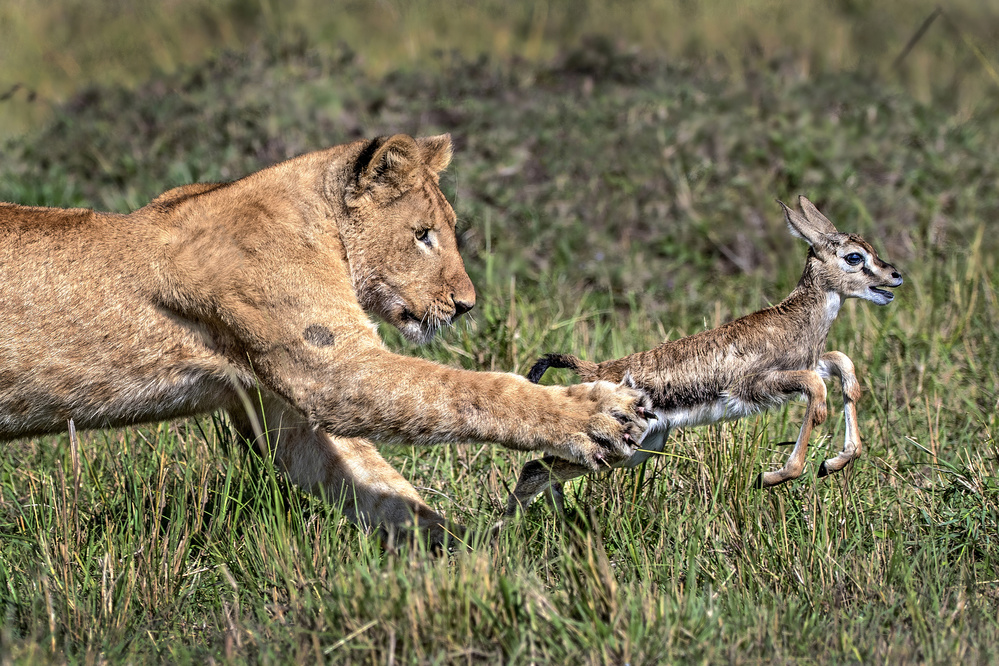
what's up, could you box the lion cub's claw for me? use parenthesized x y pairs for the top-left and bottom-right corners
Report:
(571, 380), (651, 470)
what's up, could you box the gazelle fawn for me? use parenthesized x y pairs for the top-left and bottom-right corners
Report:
(507, 196), (902, 515)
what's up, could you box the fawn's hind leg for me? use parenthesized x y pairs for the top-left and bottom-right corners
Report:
(816, 351), (863, 477)
(229, 392), (454, 547)
(745, 370), (828, 487)
(504, 456), (592, 517)
(503, 424), (668, 517)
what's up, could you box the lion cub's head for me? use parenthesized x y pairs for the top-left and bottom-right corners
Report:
(340, 134), (475, 345)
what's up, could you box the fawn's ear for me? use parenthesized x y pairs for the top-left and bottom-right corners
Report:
(345, 134), (421, 207)
(778, 196), (837, 246)
(798, 196), (838, 234)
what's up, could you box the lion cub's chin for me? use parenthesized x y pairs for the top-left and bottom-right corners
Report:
(395, 312), (446, 346)
(399, 322), (439, 345)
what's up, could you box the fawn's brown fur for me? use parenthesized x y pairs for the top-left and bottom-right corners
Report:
(507, 196), (902, 515)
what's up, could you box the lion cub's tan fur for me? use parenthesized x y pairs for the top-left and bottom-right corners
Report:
(507, 196), (902, 515)
(0, 134), (650, 543)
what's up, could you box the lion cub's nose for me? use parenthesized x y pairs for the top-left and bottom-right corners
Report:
(453, 295), (475, 317)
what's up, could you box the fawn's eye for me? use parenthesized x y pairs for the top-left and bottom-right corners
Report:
(844, 252), (864, 266)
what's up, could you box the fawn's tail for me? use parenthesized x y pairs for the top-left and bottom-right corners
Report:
(526, 353), (600, 383)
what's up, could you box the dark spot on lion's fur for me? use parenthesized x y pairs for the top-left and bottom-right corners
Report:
(458, 401), (485, 420)
(303, 324), (336, 347)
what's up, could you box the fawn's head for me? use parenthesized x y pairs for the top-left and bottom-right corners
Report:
(779, 196), (903, 305)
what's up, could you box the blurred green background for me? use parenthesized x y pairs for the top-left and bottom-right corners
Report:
(2, 1), (999, 663)
(2, 0), (998, 139)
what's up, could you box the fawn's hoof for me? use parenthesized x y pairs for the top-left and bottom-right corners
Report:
(816, 461), (830, 478)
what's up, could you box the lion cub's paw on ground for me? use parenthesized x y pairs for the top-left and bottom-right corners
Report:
(557, 380), (652, 470)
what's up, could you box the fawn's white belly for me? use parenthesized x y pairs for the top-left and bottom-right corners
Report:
(662, 394), (765, 428)
(621, 395), (771, 468)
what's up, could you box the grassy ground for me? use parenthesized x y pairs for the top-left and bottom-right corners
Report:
(2, 6), (999, 664)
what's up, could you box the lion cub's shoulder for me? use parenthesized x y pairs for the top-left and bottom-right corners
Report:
(147, 182), (231, 211)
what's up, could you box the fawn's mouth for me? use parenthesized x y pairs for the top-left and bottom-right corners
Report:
(869, 286), (895, 301)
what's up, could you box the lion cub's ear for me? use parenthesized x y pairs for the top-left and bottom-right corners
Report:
(345, 134), (421, 207)
(417, 134), (453, 174)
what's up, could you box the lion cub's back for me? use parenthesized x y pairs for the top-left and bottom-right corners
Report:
(0, 203), (240, 439)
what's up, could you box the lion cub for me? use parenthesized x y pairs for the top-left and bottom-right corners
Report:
(0, 134), (650, 544)
(507, 196), (902, 515)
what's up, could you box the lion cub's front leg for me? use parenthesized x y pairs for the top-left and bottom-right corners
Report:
(269, 347), (652, 473)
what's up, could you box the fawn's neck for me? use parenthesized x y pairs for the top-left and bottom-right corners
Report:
(778, 255), (843, 345)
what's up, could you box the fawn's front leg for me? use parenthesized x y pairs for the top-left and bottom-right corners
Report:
(749, 370), (828, 487)
(816, 351), (863, 477)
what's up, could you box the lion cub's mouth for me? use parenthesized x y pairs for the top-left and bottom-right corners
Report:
(402, 307), (455, 328)
(401, 309), (425, 324)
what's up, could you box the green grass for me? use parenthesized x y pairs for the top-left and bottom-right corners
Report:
(2, 17), (999, 665)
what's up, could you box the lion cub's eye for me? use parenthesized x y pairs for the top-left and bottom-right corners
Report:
(844, 252), (864, 266)
(415, 228), (433, 247)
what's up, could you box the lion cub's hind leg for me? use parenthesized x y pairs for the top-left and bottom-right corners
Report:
(229, 394), (456, 549)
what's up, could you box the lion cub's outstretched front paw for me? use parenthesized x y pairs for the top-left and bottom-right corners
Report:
(555, 380), (652, 471)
